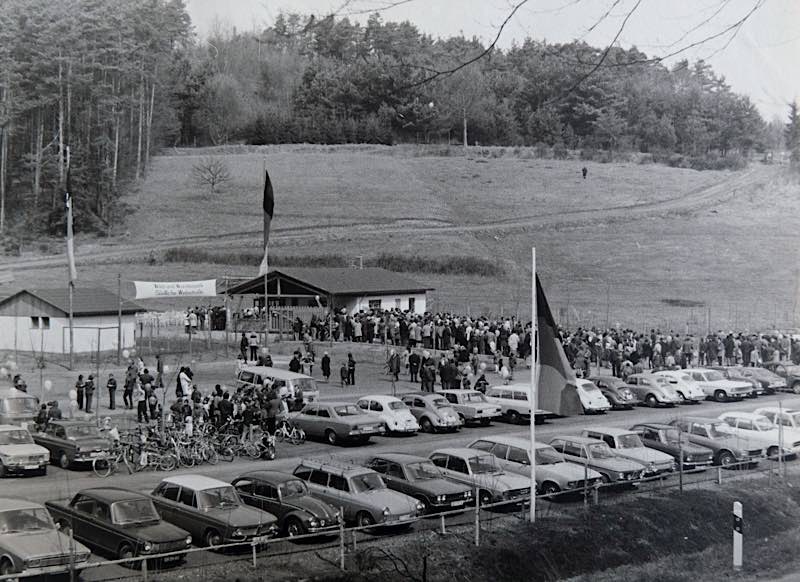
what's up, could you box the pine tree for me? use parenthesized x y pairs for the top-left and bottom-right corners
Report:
(786, 101), (800, 168)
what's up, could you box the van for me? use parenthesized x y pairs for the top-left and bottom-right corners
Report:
(0, 388), (40, 427)
(484, 383), (551, 425)
(235, 366), (319, 403)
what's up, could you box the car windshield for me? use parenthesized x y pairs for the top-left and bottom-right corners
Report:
(701, 423), (728, 438)
(789, 412), (800, 425)
(587, 443), (615, 459)
(333, 405), (361, 416)
(462, 392), (487, 403)
(294, 378), (317, 392)
(617, 434), (644, 448)
(704, 371), (724, 381)
(350, 473), (386, 493)
(679, 375), (693, 382)
(432, 398), (450, 408)
(66, 425), (101, 439)
(582, 382), (601, 393)
(196, 486), (240, 509)
(279, 480), (308, 498)
(405, 461), (442, 480)
(752, 418), (774, 431)
(388, 401), (407, 410)
(112, 499), (160, 524)
(1, 398), (38, 415)
(535, 446), (562, 465)
(468, 455), (499, 474)
(662, 428), (682, 442)
(0, 509), (54, 533)
(0, 429), (34, 445)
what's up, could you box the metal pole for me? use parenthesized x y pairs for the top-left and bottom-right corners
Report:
(251, 541), (257, 568)
(474, 487), (480, 547)
(779, 400), (785, 479)
(264, 259), (269, 348)
(96, 327), (100, 421)
(338, 507), (345, 570)
(733, 501), (743, 571)
(141, 554), (148, 582)
(117, 274), (122, 365)
(678, 436), (684, 493)
(68, 283), (74, 370)
(530, 247), (537, 523)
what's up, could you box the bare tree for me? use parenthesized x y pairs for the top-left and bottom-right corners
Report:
(192, 156), (232, 193)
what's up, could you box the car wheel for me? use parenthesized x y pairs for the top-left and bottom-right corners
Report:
(542, 482), (560, 497)
(284, 517), (305, 538)
(714, 390), (727, 403)
(477, 490), (493, 506)
(645, 394), (658, 407)
(325, 430), (338, 445)
(415, 497), (430, 514)
(600, 473), (612, 484)
(58, 451), (71, 470)
(204, 529), (223, 547)
(0, 558), (15, 576)
(507, 410), (520, 424)
(356, 511), (375, 528)
(677, 392), (686, 402)
(457, 413), (466, 424)
(0, 461), (6, 478)
(420, 417), (434, 433)
(717, 450), (735, 467)
(118, 543), (136, 566)
(767, 446), (780, 460)
(792, 382), (800, 395)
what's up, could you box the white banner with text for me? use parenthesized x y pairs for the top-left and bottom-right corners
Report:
(133, 279), (217, 299)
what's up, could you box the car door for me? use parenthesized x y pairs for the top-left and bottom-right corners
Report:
(70, 495), (97, 546)
(252, 480), (284, 521)
(171, 487), (201, 539)
(87, 501), (117, 554)
(382, 461), (413, 497)
(37, 424), (59, 458)
(446, 455), (473, 488)
(297, 406), (320, 437)
(326, 473), (353, 517)
(306, 469), (337, 507)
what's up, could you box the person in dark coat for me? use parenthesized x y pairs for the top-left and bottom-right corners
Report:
(347, 353), (356, 386)
(321, 352), (331, 382)
(75, 375), (86, 411)
(289, 352), (302, 373)
(408, 351), (421, 383)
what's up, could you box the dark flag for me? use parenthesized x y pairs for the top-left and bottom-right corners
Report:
(259, 169), (274, 276)
(536, 275), (582, 416)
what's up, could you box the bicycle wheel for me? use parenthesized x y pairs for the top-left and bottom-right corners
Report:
(203, 447), (219, 465)
(158, 454), (178, 472)
(275, 426), (286, 443)
(218, 446), (235, 462)
(92, 457), (115, 478)
(244, 442), (263, 459)
(291, 429), (306, 445)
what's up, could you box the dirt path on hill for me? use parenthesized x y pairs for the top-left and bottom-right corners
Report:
(1, 165), (770, 273)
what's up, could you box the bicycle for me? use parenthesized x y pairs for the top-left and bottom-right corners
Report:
(92, 444), (133, 478)
(275, 419), (306, 445)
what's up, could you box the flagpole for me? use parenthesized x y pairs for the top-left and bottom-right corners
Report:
(530, 247), (538, 523)
(117, 274), (122, 365)
(66, 146), (74, 371)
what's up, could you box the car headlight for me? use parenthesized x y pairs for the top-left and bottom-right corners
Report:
(185, 536), (193, 545)
(334, 510), (341, 521)
(647, 463), (656, 472)
(436, 495), (445, 503)
(464, 490), (472, 498)
(232, 528), (244, 538)
(415, 501), (425, 512)
(736, 450), (748, 458)
(143, 542), (153, 552)
(685, 455), (693, 462)
(382, 507), (390, 516)
(308, 517), (319, 527)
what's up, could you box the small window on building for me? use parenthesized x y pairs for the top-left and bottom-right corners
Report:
(368, 299), (381, 310)
(40, 317), (50, 330)
(30, 317), (39, 329)
(408, 297), (415, 312)
(395, 298), (401, 309)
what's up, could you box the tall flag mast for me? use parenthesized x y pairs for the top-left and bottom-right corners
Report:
(259, 168), (275, 345)
(65, 147), (77, 369)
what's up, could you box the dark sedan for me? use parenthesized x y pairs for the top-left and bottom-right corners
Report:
(45, 488), (192, 567)
(365, 453), (473, 513)
(232, 471), (341, 538)
(629, 423), (714, 469)
(761, 362), (800, 393)
(33, 420), (110, 469)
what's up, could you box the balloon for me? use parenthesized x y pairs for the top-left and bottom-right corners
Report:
(261, 347), (269, 355)
(479, 362), (487, 371)
(0, 368), (6, 378)
(68, 389), (78, 401)
(8, 361), (17, 371)
(122, 349), (130, 359)
(190, 360), (196, 365)
(44, 380), (53, 392)
(69, 400), (79, 410)
(130, 349), (137, 356)
(163, 365), (170, 374)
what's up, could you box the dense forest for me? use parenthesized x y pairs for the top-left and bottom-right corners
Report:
(0, 1), (788, 246)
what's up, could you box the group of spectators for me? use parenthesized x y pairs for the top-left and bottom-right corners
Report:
(183, 306), (228, 333)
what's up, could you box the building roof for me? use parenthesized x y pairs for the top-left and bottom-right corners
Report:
(0, 288), (146, 317)
(226, 267), (433, 296)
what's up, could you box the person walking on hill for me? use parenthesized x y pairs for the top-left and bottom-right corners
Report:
(408, 350), (421, 383)
(240, 333), (248, 360)
(321, 352), (331, 382)
(107, 374), (117, 410)
(347, 353), (356, 386)
(84, 375), (95, 414)
(387, 349), (401, 382)
(75, 375), (86, 411)
(248, 332), (259, 362)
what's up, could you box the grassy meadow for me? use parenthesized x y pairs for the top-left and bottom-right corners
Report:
(14, 144), (800, 333)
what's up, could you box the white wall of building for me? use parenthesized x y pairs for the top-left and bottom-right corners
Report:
(0, 314), (137, 354)
(343, 292), (427, 315)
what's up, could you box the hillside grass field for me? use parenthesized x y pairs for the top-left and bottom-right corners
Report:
(10, 145), (800, 333)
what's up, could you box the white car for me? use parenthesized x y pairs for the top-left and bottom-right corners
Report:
(717, 412), (800, 459)
(683, 368), (753, 402)
(0, 425), (49, 477)
(356, 395), (420, 434)
(754, 407), (800, 431)
(581, 427), (676, 476)
(625, 374), (682, 407)
(651, 371), (705, 403)
(575, 379), (612, 414)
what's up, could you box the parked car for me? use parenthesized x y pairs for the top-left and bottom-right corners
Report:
(150, 475), (278, 547)
(717, 412), (800, 459)
(291, 402), (385, 446)
(0, 424), (49, 477)
(708, 366), (761, 396)
(33, 420), (111, 469)
(650, 370), (706, 403)
(580, 427), (675, 476)
(46, 488), (192, 566)
(235, 366), (319, 403)
(668, 417), (763, 467)
(625, 374), (682, 407)
(735, 367), (787, 393)
(437, 390), (502, 426)
(575, 379), (612, 414)
(467, 435), (602, 496)
(399, 392), (462, 433)
(548, 436), (645, 484)
(589, 376), (641, 409)
(428, 447), (531, 506)
(232, 471), (341, 538)
(364, 453), (473, 513)
(682, 368), (753, 402)
(0, 388), (39, 427)
(629, 423), (715, 469)
(355, 395), (419, 434)
(760, 362), (800, 393)
(0, 498), (91, 578)
(483, 384), (551, 424)
(293, 459), (423, 528)
(754, 407), (800, 430)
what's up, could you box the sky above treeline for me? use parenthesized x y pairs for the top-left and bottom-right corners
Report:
(185, 0), (798, 122)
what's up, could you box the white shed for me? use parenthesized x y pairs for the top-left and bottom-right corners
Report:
(0, 287), (145, 354)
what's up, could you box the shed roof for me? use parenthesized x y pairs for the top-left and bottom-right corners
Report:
(0, 288), (146, 317)
(226, 268), (433, 296)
